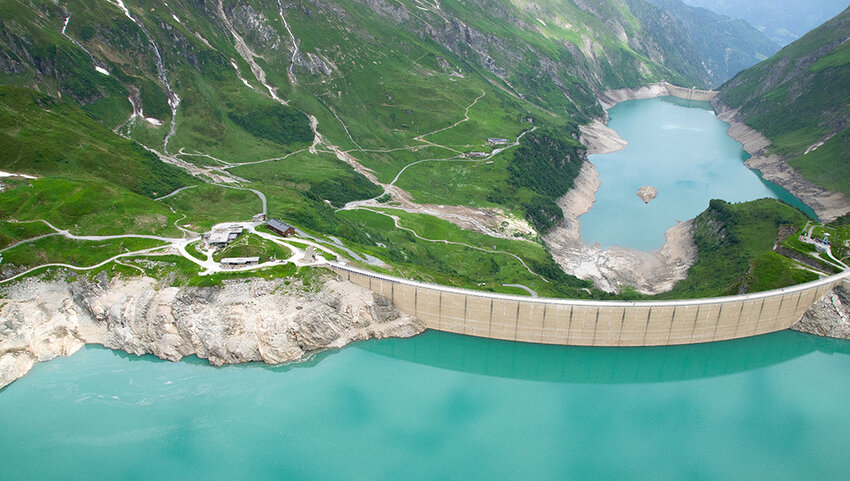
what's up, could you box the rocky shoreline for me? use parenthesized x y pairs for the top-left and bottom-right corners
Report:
(585, 83), (850, 223)
(563, 81), (849, 293)
(712, 101), (850, 223)
(0, 271), (424, 389)
(556, 83), (708, 294)
(792, 285), (850, 339)
(544, 161), (697, 294)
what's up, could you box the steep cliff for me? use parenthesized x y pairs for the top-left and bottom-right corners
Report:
(0, 272), (424, 389)
(792, 285), (850, 340)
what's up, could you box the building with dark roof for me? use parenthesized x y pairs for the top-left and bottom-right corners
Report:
(267, 219), (296, 237)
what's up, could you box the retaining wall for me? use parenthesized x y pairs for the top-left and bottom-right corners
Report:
(330, 264), (848, 346)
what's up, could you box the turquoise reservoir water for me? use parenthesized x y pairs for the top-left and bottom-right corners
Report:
(580, 97), (814, 252)
(2, 330), (849, 480)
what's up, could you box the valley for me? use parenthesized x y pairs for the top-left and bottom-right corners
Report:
(1, 1), (848, 301)
(2, 1), (850, 477)
(0, 0), (847, 370)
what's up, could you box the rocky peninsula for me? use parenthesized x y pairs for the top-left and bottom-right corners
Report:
(0, 271), (424, 389)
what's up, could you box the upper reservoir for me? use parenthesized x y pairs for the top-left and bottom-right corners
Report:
(1, 330), (849, 479)
(580, 97), (813, 252)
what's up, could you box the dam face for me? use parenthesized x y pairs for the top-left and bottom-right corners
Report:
(330, 265), (848, 346)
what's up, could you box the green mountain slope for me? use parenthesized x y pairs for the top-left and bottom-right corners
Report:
(0, 86), (195, 235)
(638, 0), (780, 86)
(0, 0), (810, 297)
(717, 7), (850, 196)
(683, 0), (848, 45)
(0, 0), (782, 223)
(0, 87), (193, 197)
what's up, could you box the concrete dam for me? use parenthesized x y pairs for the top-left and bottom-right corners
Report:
(330, 265), (848, 346)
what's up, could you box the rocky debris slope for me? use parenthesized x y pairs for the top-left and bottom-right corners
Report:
(792, 285), (850, 340)
(0, 273), (424, 389)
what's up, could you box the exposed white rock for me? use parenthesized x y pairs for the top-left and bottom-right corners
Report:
(0, 272), (424, 389)
(792, 285), (850, 340)
(637, 185), (658, 203)
(579, 119), (627, 154)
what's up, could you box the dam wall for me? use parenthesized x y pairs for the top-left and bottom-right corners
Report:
(663, 82), (718, 102)
(599, 82), (718, 109)
(330, 264), (849, 346)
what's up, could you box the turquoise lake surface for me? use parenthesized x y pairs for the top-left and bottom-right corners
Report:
(580, 97), (814, 252)
(1, 331), (850, 480)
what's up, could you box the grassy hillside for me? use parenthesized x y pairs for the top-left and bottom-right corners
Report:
(0, 0), (822, 297)
(718, 7), (850, 195)
(0, 86), (193, 197)
(660, 199), (813, 298)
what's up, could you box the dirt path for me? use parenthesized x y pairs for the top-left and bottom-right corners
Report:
(352, 207), (547, 281)
(0, 218), (354, 283)
(0, 244), (169, 285)
(413, 90), (485, 144)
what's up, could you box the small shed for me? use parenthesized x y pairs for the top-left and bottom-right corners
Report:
(220, 257), (260, 267)
(267, 219), (296, 237)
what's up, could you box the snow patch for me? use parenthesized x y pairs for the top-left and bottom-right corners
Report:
(230, 61), (253, 89)
(145, 118), (163, 126)
(95, 66), (110, 76)
(0, 170), (36, 179)
(112, 0), (134, 20)
(805, 133), (836, 155)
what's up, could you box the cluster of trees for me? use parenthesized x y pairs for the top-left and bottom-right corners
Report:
(228, 104), (313, 146)
(491, 128), (585, 232)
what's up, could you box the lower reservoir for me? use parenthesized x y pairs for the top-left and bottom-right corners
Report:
(580, 97), (814, 252)
(1, 330), (849, 479)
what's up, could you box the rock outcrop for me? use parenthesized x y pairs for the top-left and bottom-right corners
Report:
(637, 185), (658, 203)
(792, 285), (850, 340)
(0, 272), (424, 389)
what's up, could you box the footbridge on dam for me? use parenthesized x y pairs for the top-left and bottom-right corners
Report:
(329, 264), (849, 346)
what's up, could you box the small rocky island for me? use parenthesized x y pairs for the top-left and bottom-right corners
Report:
(637, 185), (658, 203)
